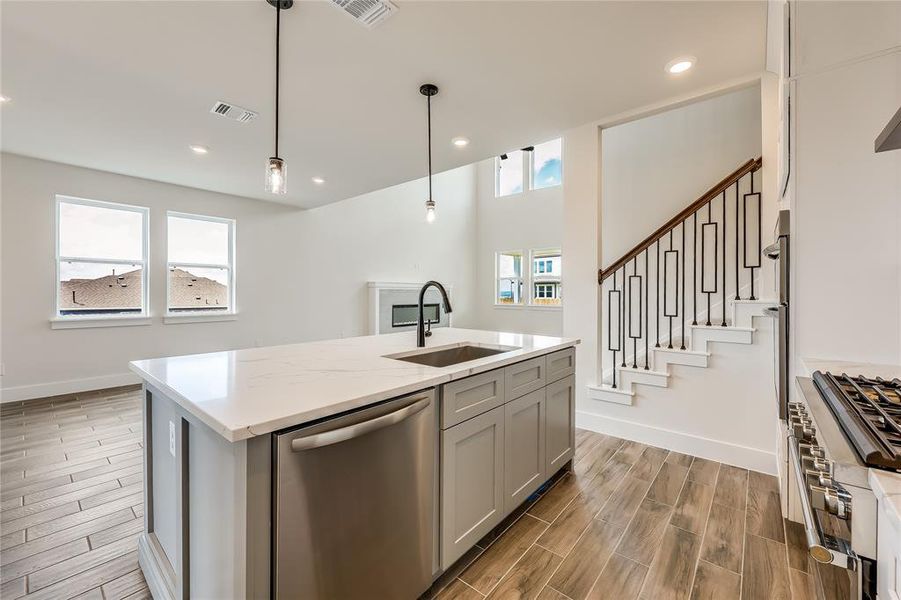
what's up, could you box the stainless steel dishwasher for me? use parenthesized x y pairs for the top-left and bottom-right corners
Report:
(273, 389), (435, 599)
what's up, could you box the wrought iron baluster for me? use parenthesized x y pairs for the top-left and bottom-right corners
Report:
(630, 260), (640, 369)
(735, 181), (740, 301)
(693, 211), (697, 326)
(620, 267), (626, 367)
(742, 170), (762, 301)
(644, 248), (649, 369)
(681, 220), (686, 349)
(665, 229), (677, 349)
(609, 276), (621, 388)
(655, 239), (660, 348)
(721, 190), (727, 326)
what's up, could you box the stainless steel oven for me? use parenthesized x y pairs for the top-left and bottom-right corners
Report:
(764, 210), (790, 419)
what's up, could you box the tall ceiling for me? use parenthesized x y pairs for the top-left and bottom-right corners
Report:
(1, 1), (766, 208)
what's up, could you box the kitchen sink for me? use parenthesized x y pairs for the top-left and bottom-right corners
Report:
(386, 344), (519, 368)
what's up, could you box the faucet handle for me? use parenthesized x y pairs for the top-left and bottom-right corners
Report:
(424, 319), (433, 337)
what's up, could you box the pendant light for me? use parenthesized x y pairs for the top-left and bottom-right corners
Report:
(265, 0), (292, 194)
(420, 83), (438, 223)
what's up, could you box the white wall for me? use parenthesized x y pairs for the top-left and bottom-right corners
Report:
(601, 87), (762, 266)
(789, 1), (901, 374)
(0, 153), (478, 400)
(473, 158), (564, 337)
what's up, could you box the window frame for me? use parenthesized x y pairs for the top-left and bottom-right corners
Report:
(53, 195), (151, 325)
(528, 248), (562, 308)
(494, 137), (563, 198)
(165, 211), (236, 320)
(494, 250), (525, 306)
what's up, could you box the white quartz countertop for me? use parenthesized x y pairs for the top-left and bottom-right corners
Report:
(129, 328), (579, 442)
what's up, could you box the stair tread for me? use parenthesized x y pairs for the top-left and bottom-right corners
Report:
(691, 324), (755, 332)
(732, 298), (777, 304)
(590, 383), (634, 396)
(619, 366), (668, 376)
(653, 347), (709, 356)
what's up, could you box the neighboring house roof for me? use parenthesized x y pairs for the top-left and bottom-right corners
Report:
(59, 267), (227, 311)
(59, 268), (143, 310)
(168, 268), (227, 309)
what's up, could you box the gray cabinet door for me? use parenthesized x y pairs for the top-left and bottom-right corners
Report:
(440, 405), (504, 569)
(441, 369), (505, 429)
(545, 375), (575, 476)
(546, 347), (575, 384)
(504, 356), (546, 401)
(503, 389), (546, 515)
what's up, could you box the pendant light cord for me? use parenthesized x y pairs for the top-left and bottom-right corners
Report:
(275, 3), (281, 158)
(427, 92), (432, 201)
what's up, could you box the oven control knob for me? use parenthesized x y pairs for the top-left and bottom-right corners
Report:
(800, 443), (825, 459)
(791, 421), (816, 441)
(824, 487), (852, 520)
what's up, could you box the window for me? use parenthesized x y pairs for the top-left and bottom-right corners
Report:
(496, 251), (523, 304)
(494, 138), (563, 197)
(496, 150), (524, 196)
(531, 138), (563, 190)
(167, 212), (235, 314)
(56, 196), (149, 318)
(531, 249), (562, 306)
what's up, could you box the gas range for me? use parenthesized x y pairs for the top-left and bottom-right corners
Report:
(782, 376), (881, 600)
(812, 371), (901, 472)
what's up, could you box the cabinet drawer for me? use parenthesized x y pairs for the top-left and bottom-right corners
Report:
(441, 370), (505, 429)
(440, 405), (504, 570)
(504, 389), (546, 515)
(546, 347), (575, 383)
(504, 356), (546, 401)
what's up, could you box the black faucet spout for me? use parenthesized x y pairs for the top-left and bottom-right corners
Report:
(417, 281), (452, 347)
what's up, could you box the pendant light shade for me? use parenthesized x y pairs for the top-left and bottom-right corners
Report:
(266, 0), (292, 194)
(420, 83), (439, 223)
(266, 156), (287, 194)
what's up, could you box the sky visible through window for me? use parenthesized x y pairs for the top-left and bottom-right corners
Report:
(168, 215), (230, 284)
(498, 150), (524, 196)
(532, 139), (562, 190)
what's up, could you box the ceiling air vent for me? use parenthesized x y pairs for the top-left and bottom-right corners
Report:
(329, 0), (397, 28)
(209, 101), (258, 124)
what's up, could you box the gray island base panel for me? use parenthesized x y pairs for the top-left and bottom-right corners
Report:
(130, 329), (578, 600)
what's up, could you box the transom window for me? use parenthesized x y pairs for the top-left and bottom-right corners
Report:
(55, 196), (149, 318)
(167, 212), (235, 314)
(495, 138), (563, 197)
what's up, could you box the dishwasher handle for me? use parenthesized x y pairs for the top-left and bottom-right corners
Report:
(290, 395), (431, 452)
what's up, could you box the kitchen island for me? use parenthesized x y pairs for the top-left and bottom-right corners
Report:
(129, 328), (578, 600)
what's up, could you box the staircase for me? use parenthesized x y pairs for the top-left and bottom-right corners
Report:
(589, 157), (774, 406)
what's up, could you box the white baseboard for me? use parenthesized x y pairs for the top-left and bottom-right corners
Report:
(576, 410), (777, 475)
(0, 372), (140, 403)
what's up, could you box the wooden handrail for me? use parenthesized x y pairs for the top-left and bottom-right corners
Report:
(597, 157), (762, 284)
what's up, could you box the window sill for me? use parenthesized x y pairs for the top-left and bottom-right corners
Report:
(50, 315), (152, 330)
(164, 312), (237, 325)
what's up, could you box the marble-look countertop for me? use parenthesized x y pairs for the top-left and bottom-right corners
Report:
(801, 357), (901, 380)
(129, 328), (579, 442)
(869, 470), (901, 531)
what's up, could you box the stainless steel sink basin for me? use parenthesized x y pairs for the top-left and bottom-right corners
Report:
(386, 344), (519, 368)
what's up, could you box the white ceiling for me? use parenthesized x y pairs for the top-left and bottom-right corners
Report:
(1, 1), (766, 208)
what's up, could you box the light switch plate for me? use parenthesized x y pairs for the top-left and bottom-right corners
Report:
(169, 421), (176, 457)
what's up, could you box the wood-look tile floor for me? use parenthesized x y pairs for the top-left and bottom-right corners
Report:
(0, 386), (149, 600)
(436, 429), (815, 600)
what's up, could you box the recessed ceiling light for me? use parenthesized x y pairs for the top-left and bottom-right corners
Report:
(189, 145), (209, 155)
(311, 176), (325, 184)
(452, 137), (470, 148)
(665, 57), (696, 75)
(0, 95), (10, 103)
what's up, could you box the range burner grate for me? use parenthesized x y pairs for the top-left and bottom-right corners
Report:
(813, 371), (901, 472)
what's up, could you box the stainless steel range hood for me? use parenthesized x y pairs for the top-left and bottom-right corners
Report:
(875, 105), (901, 153)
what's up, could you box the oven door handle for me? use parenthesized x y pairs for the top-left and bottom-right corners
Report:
(788, 435), (858, 569)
